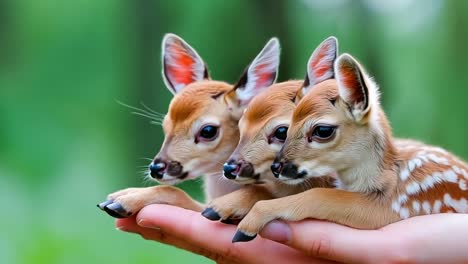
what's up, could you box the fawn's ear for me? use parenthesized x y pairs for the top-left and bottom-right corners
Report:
(335, 53), (373, 122)
(162, 33), (209, 95)
(297, 36), (338, 101)
(231, 38), (280, 106)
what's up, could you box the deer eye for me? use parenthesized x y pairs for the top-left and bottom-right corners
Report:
(196, 125), (219, 143)
(308, 125), (337, 143)
(268, 126), (288, 144)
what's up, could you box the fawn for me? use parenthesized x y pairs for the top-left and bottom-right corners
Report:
(232, 52), (468, 242)
(201, 37), (339, 223)
(98, 33), (281, 218)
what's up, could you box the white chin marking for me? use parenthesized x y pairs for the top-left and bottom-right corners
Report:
(234, 178), (256, 185)
(154, 175), (182, 185)
(278, 176), (305, 185)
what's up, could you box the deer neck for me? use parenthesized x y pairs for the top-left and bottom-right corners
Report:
(203, 173), (241, 201)
(338, 111), (397, 194)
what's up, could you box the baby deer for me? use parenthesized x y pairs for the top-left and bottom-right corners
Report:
(233, 52), (468, 242)
(98, 33), (280, 218)
(201, 37), (339, 223)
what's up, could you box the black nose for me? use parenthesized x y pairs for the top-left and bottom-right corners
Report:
(270, 162), (283, 178)
(280, 162), (306, 179)
(223, 162), (239, 179)
(149, 161), (166, 179)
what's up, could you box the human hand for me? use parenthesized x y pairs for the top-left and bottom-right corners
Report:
(115, 204), (335, 264)
(259, 213), (468, 264)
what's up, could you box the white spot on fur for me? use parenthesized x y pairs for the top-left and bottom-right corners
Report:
(444, 194), (468, 213)
(406, 181), (421, 195)
(426, 154), (449, 165)
(420, 173), (443, 191)
(408, 158), (423, 171)
(392, 201), (401, 212)
(422, 201), (431, 214)
(412, 200), (421, 214)
(433, 200), (442, 213)
(443, 194), (452, 208)
(459, 179), (467, 191)
(400, 168), (410, 181)
(453, 165), (461, 174)
(443, 170), (458, 183)
(399, 207), (410, 219)
(399, 152), (452, 182)
(398, 194), (408, 204)
(432, 172), (444, 182)
(419, 155), (429, 163)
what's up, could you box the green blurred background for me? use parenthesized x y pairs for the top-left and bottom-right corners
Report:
(1, 0), (467, 263)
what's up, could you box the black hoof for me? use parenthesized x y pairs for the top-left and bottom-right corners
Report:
(232, 230), (256, 243)
(97, 200), (114, 210)
(201, 208), (221, 221)
(220, 218), (237, 225)
(103, 202), (131, 218)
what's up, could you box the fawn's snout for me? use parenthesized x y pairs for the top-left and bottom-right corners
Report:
(149, 158), (187, 181)
(271, 156), (307, 183)
(223, 159), (257, 182)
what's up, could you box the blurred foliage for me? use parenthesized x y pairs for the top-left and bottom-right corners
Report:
(0, 0), (467, 263)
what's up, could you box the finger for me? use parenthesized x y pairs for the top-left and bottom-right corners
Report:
(136, 204), (330, 264)
(260, 220), (387, 263)
(115, 217), (225, 261)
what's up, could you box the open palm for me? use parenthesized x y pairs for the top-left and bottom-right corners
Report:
(116, 204), (468, 264)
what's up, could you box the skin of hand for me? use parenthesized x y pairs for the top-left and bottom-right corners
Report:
(115, 204), (335, 264)
(260, 213), (468, 264)
(115, 204), (468, 264)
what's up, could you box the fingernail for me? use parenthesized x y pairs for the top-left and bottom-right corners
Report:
(137, 218), (161, 230)
(260, 220), (291, 243)
(116, 226), (129, 232)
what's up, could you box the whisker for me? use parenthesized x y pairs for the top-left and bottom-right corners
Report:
(150, 121), (163, 126)
(140, 174), (154, 186)
(116, 100), (160, 116)
(116, 100), (164, 122)
(136, 110), (163, 120)
(140, 101), (165, 117)
(131, 111), (163, 122)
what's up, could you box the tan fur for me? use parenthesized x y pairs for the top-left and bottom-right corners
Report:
(101, 35), (281, 218)
(105, 80), (243, 215)
(207, 81), (335, 220)
(167, 81), (232, 125)
(236, 59), (468, 237)
(159, 81), (241, 185)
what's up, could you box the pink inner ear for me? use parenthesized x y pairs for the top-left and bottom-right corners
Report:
(339, 63), (364, 103)
(166, 42), (196, 86)
(310, 42), (333, 79)
(254, 63), (275, 88)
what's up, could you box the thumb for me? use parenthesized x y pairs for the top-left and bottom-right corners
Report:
(259, 220), (387, 263)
